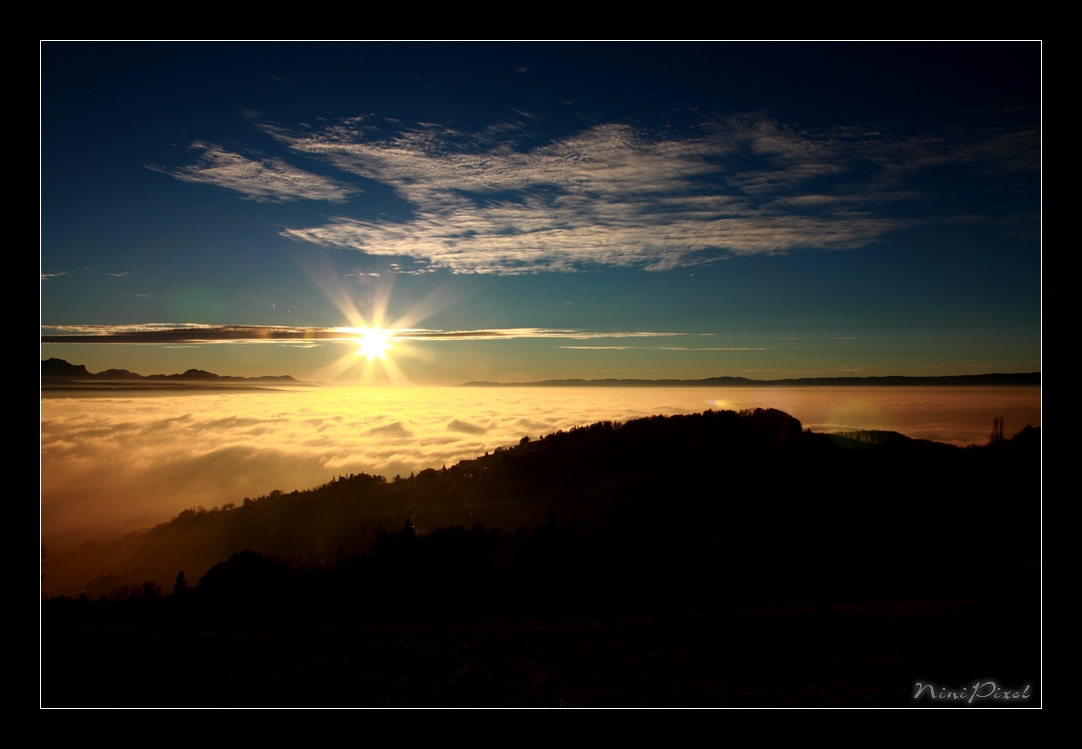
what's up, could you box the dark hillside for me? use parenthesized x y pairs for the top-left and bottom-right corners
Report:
(47, 408), (1039, 605)
(43, 408), (1040, 706)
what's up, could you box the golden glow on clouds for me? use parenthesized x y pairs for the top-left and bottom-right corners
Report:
(41, 386), (1040, 535)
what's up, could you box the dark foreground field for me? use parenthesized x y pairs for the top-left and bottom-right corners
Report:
(43, 597), (1038, 707)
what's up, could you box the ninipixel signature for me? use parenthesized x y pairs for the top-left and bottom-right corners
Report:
(912, 680), (1033, 705)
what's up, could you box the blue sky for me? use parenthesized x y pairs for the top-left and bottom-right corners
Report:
(41, 43), (1041, 383)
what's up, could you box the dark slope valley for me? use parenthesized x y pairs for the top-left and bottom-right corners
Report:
(42, 409), (1041, 706)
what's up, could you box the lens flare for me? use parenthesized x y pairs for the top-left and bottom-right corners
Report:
(356, 328), (391, 360)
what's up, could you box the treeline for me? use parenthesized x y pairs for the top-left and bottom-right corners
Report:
(42, 410), (1041, 707)
(46, 408), (1040, 604)
(43, 499), (1041, 707)
(46, 516), (584, 621)
(42, 504), (1037, 633)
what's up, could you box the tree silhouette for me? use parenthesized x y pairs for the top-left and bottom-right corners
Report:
(991, 416), (1006, 443)
(172, 571), (189, 599)
(141, 581), (162, 601)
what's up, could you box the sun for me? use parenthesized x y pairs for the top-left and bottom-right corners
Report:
(356, 327), (392, 360)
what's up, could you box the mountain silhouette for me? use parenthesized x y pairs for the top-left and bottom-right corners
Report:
(45, 407), (1039, 605)
(43, 407), (1040, 706)
(41, 359), (308, 392)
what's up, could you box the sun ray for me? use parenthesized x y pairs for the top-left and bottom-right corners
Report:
(296, 252), (437, 385)
(356, 327), (392, 360)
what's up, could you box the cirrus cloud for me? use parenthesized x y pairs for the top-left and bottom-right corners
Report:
(156, 113), (1038, 274)
(148, 142), (357, 203)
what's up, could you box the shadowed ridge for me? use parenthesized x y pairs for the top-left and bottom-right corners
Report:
(41, 358), (91, 377)
(93, 368), (142, 379)
(40, 359), (307, 391)
(460, 372), (1040, 387)
(43, 408), (1040, 707)
(46, 408), (1038, 608)
(147, 369), (219, 380)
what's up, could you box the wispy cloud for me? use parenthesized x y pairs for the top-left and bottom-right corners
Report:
(158, 113), (1037, 274)
(271, 117), (901, 272)
(559, 346), (766, 351)
(41, 271), (69, 280)
(40, 324), (699, 344)
(148, 142), (357, 203)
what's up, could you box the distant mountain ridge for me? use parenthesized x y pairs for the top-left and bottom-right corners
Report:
(41, 358), (307, 391)
(462, 373), (1041, 387)
(41, 358), (297, 382)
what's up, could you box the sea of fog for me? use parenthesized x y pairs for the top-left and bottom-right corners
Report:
(41, 385), (1040, 539)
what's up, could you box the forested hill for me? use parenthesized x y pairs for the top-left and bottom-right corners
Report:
(46, 408), (1040, 602)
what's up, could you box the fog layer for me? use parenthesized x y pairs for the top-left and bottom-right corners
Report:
(41, 386), (1039, 535)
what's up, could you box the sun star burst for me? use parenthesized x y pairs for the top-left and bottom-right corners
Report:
(356, 327), (392, 360)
